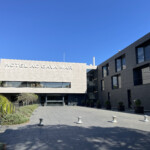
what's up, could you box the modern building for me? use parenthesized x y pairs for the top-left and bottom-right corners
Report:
(0, 59), (96, 105)
(98, 32), (150, 110)
(1, 33), (150, 109)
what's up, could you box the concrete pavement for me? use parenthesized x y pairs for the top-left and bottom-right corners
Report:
(0, 106), (150, 150)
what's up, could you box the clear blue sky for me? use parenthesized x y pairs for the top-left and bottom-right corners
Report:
(0, 0), (150, 65)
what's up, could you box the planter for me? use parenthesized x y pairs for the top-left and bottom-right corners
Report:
(0, 143), (6, 150)
(118, 105), (125, 111)
(134, 106), (144, 114)
(106, 105), (111, 110)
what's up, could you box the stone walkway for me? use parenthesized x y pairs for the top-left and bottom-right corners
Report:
(0, 106), (150, 150)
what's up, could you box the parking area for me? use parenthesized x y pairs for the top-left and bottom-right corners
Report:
(0, 106), (150, 150)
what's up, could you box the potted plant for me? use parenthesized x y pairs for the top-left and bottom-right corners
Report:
(117, 101), (125, 111)
(105, 100), (111, 110)
(86, 100), (90, 107)
(96, 100), (101, 108)
(134, 99), (144, 114)
(81, 100), (86, 106)
(90, 100), (94, 107)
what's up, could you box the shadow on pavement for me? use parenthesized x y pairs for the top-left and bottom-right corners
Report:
(0, 124), (150, 150)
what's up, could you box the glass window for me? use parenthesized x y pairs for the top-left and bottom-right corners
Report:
(0, 81), (71, 88)
(112, 75), (121, 89)
(145, 45), (150, 61)
(102, 64), (109, 77)
(142, 66), (150, 84)
(133, 65), (150, 85)
(116, 58), (121, 72)
(137, 47), (144, 63)
(112, 76), (118, 89)
(116, 55), (126, 72)
(122, 56), (126, 70)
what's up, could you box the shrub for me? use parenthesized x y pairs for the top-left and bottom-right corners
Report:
(105, 100), (111, 110)
(86, 100), (90, 107)
(2, 112), (28, 125)
(1, 104), (38, 125)
(81, 100), (86, 106)
(96, 100), (101, 108)
(118, 101), (124, 106)
(105, 100), (111, 106)
(134, 99), (141, 107)
(0, 94), (14, 115)
(118, 101), (125, 111)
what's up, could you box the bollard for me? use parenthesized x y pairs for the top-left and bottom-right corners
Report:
(112, 116), (117, 123)
(77, 116), (83, 124)
(144, 115), (149, 122)
(38, 118), (44, 126)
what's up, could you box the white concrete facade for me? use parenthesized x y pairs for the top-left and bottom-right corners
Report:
(0, 59), (96, 94)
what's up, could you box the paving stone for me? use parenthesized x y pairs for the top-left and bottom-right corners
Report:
(0, 106), (150, 150)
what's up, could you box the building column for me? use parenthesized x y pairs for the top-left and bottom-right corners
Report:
(45, 95), (47, 106)
(62, 96), (65, 106)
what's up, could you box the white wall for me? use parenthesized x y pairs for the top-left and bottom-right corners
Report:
(0, 59), (88, 94)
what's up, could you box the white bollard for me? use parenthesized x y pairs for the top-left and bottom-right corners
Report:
(144, 115), (149, 122)
(112, 116), (117, 123)
(77, 116), (83, 124)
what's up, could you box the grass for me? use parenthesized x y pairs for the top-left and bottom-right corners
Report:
(1, 104), (38, 125)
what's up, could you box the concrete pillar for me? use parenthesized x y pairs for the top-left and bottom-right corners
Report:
(45, 96), (47, 106)
(63, 96), (65, 106)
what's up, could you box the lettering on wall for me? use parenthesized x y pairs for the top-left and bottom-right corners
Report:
(4, 63), (72, 70)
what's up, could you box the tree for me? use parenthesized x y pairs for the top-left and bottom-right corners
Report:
(17, 93), (38, 105)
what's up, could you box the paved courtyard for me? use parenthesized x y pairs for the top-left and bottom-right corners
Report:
(0, 106), (150, 150)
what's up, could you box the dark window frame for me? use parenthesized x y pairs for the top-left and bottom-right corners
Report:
(136, 41), (150, 64)
(112, 74), (121, 89)
(115, 55), (126, 72)
(0, 81), (71, 88)
(133, 64), (150, 86)
(102, 64), (109, 77)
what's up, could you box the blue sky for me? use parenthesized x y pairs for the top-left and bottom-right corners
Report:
(0, 0), (150, 65)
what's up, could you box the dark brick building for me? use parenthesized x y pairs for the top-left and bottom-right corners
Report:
(97, 33), (150, 110)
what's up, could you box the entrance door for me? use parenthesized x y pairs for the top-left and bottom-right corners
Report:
(127, 89), (132, 108)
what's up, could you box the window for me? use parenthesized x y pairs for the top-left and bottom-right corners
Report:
(102, 64), (109, 77)
(0, 81), (71, 88)
(101, 80), (104, 91)
(133, 65), (150, 85)
(137, 47), (144, 63)
(136, 44), (150, 64)
(112, 75), (121, 89)
(115, 55), (126, 72)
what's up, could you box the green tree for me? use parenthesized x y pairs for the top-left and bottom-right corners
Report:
(17, 93), (38, 105)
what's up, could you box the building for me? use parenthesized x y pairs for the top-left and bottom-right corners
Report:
(1, 33), (150, 109)
(98, 33), (150, 110)
(0, 59), (96, 105)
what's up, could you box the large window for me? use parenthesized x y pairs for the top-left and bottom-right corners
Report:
(136, 44), (150, 64)
(133, 65), (150, 85)
(112, 75), (121, 89)
(0, 81), (71, 88)
(115, 55), (126, 72)
(102, 64), (109, 77)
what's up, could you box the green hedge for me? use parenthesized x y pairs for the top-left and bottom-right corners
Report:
(1, 104), (38, 125)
